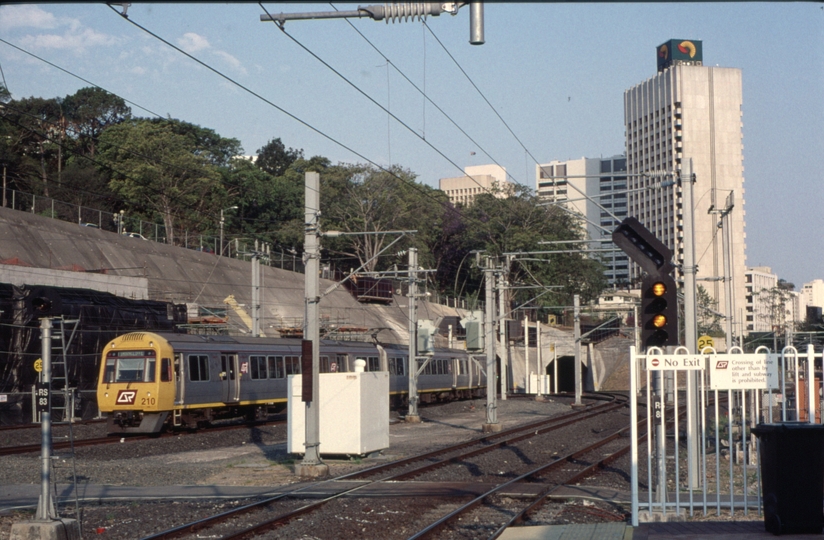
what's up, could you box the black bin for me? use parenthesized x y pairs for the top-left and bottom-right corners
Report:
(752, 422), (824, 535)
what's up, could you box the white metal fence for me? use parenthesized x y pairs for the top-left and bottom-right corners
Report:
(629, 344), (822, 526)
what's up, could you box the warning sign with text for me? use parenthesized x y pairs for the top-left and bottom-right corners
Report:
(646, 354), (706, 371)
(710, 353), (778, 390)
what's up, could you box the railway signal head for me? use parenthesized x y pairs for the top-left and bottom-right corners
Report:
(612, 217), (675, 277)
(641, 274), (678, 349)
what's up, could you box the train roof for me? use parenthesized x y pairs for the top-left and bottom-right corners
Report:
(114, 332), (475, 356)
(124, 332), (381, 351)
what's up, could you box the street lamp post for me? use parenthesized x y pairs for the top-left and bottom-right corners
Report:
(220, 206), (238, 257)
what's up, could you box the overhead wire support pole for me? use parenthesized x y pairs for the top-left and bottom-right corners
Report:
(681, 158), (700, 488)
(573, 295), (583, 407)
(498, 255), (510, 401)
(298, 171), (328, 478)
(482, 256), (500, 432)
(406, 248), (421, 422)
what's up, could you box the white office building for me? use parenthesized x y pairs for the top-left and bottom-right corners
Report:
(536, 155), (629, 287)
(803, 279), (824, 309)
(624, 40), (748, 337)
(439, 164), (510, 206)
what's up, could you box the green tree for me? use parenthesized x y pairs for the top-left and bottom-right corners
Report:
(256, 137), (303, 177)
(320, 163), (442, 273)
(97, 119), (224, 244)
(460, 184), (606, 307)
(1, 96), (63, 196)
(153, 118), (242, 168)
(62, 87), (131, 158)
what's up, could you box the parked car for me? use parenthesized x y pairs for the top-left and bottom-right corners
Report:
(80, 222), (99, 228)
(123, 232), (148, 240)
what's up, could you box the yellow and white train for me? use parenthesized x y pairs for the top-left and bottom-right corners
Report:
(97, 331), (487, 434)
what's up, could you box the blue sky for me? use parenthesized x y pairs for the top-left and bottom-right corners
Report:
(1, 2), (822, 288)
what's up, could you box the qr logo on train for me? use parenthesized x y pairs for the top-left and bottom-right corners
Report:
(116, 390), (137, 404)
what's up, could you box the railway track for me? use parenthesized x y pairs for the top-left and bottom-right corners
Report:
(140, 393), (631, 540)
(0, 418), (286, 457)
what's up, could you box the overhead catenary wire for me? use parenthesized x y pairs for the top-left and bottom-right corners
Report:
(108, 5), (535, 251)
(423, 21), (620, 225)
(330, 2), (513, 189)
(260, 3), (500, 198)
(0, 37), (164, 118)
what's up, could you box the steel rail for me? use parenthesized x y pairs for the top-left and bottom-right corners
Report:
(220, 395), (630, 540)
(412, 399), (692, 539)
(489, 403), (692, 539)
(142, 394), (626, 539)
(342, 394), (626, 482)
(0, 418), (286, 456)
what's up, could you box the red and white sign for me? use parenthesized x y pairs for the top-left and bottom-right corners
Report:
(116, 390), (137, 405)
(646, 355), (705, 371)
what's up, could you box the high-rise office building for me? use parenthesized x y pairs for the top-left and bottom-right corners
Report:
(624, 40), (747, 338)
(536, 155), (629, 287)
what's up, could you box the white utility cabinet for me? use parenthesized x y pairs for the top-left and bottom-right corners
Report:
(287, 372), (389, 456)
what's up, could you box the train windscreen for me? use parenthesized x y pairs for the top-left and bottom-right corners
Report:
(104, 350), (157, 383)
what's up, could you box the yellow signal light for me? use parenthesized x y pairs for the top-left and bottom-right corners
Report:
(652, 313), (667, 328)
(652, 282), (667, 297)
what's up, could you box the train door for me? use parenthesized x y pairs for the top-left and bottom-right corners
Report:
(452, 358), (458, 388)
(220, 353), (240, 402)
(174, 353), (184, 405)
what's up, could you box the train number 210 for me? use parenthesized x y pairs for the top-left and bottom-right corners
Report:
(141, 397), (156, 406)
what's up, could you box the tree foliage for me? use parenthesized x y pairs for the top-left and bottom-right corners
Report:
(97, 119), (224, 244)
(256, 137), (303, 177)
(62, 87), (131, 158)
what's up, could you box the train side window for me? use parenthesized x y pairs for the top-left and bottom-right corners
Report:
(188, 354), (210, 382)
(285, 356), (300, 375)
(319, 355), (330, 373)
(268, 356), (284, 379)
(389, 357), (405, 376)
(367, 356), (380, 372)
(250, 355), (267, 379)
(161, 358), (172, 382)
(336, 354), (347, 373)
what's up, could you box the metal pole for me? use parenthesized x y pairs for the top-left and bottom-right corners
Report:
(553, 343), (558, 394)
(252, 243), (260, 337)
(682, 159), (700, 488)
(36, 318), (53, 520)
(574, 295), (582, 405)
(483, 257), (499, 430)
(537, 320), (543, 394)
(498, 265), (508, 401)
(219, 209), (224, 257)
(301, 171), (324, 472)
(407, 248), (420, 421)
(469, 2), (484, 45)
(523, 315), (529, 392)
(722, 192), (735, 347)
